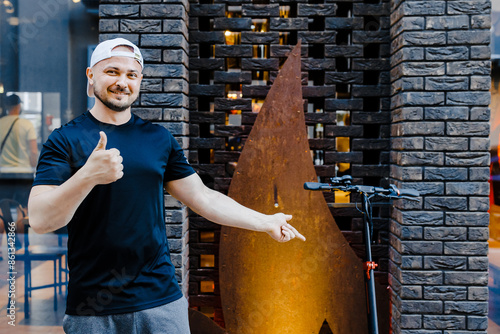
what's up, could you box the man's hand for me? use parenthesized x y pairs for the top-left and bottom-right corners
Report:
(265, 213), (306, 242)
(82, 131), (124, 185)
(27, 131), (124, 234)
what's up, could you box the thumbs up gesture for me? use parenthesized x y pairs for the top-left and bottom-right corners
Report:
(82, 131), (124, 185)
(94, 131), (108, 151)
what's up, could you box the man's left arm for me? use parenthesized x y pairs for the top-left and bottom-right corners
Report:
(165, 173), (305, 243)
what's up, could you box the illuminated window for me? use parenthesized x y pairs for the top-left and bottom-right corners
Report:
(279, 5), (290, 18)
(200, 281), (215, 293)
(279, 31), (297, 46)
(253, 44), (269, 59)
(279, 3), (296, 18)
(226, 5), (242, 18)
(200, 231), (215, 243)
(200, 254), (215, 267)
(252, 70), (269, 86)
(225, 31), (241, 46)
(251, 18), (268, 32)
(252, 99), (265, 113)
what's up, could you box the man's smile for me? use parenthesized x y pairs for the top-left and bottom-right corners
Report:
(109, 89), (130, 96)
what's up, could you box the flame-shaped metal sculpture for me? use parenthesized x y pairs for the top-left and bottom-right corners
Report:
(219, 42), (369, 333)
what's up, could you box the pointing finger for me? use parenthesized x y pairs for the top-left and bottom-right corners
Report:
(286, 223), (306, 241)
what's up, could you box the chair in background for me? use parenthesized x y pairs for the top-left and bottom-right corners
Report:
(1, 199), (68, 319)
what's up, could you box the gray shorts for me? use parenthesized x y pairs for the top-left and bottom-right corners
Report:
(63, 297), (190, 334)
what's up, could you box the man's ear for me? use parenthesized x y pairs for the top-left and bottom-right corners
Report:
(86, 67), (94, 84)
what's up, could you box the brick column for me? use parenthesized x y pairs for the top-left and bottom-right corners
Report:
(389, 0), (491, 332)
(99, 0), (190, 296)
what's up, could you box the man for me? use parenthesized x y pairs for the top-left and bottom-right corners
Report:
(28, 38), (305, 333)
(0, 94), (38, 170)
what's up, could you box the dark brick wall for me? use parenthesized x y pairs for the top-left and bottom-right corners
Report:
(98, 0), (492, 332)
(389, 0), (491, 332)
(187, 0), (393, 326)
(98, 0), (191, 296)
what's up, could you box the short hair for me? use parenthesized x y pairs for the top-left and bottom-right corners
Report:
(5, 94), (21, 109)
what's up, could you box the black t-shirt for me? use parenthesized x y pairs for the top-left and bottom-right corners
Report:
(33, 111), (195, 315)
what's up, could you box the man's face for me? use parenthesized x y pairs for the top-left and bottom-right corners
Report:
(88, 46), (143, 112)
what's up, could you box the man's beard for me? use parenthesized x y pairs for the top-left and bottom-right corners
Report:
(94, 87), (137, 112)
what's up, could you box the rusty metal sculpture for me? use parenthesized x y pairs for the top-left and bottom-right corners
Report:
(189, 309), (228, 334)
(219, 42), (369, 333)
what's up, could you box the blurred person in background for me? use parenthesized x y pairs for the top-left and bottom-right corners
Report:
(0, 94), (38, 171)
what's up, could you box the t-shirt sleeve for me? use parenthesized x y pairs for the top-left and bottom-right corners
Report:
(26, 120), (37, 141)
(33, 129), (72, 186)
(164, 132), (196, 182)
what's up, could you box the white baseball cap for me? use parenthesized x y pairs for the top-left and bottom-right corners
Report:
(87, 38), (144, 97)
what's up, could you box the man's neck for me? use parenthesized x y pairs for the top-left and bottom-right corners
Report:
(89, 106), (131, 125)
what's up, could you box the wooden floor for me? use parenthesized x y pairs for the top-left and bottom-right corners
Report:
(0, 233), (65, 334)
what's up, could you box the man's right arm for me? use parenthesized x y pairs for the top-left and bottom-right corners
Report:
(28, 139), (38, 167)
(29, 176), (97, 234)
(28, 131), (123, 234)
